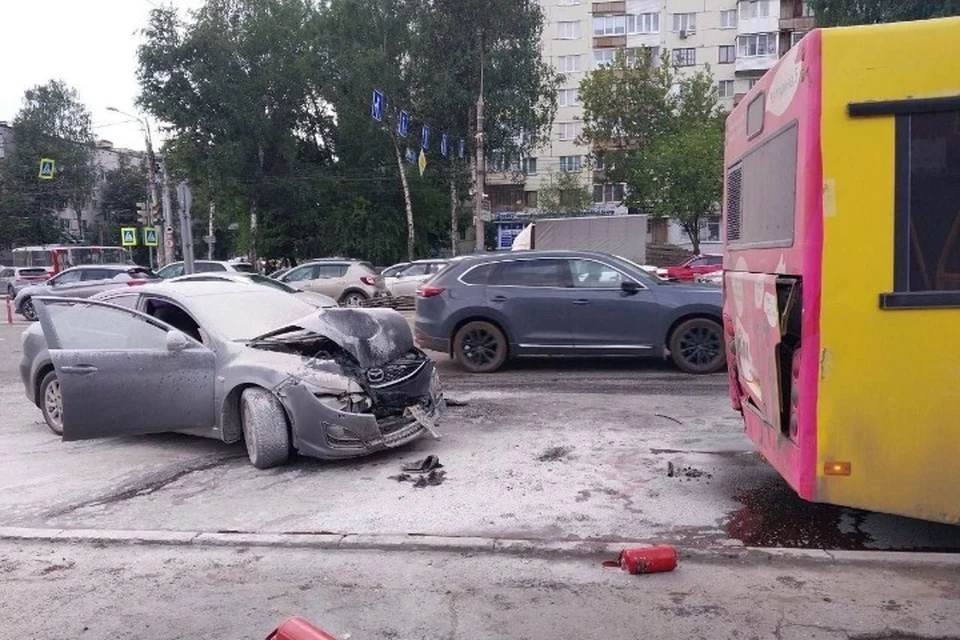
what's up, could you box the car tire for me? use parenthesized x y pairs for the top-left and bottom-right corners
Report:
(669, 318), (725, 375)
(339, 291), (367, 307)
(20, 297), (38, 321)
(6, 285), (14, 298)
(39, 370), (64, 436)
(240, 387), (290, 469)
(453, 320), (508, 373)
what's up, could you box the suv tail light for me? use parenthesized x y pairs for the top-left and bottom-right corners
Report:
(360, 275), (376, 286)
(418, 285), (444, 298)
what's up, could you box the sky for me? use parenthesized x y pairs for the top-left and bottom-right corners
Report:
(0, 0), (204, 152)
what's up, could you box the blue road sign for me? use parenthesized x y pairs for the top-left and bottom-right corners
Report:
(440, 133), (449, 157)
(405, 148), (416, 164)
(398, 110), (410, 137)
(371, 89), (384, 121)
(420, 124), (431, 150)
(458, 138), (466, 158)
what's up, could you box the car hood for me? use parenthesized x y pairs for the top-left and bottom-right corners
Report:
(248, 307), (414, 368)
(14, 283), (50, 301)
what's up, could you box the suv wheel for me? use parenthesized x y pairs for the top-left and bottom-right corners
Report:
(20, 298), (38, 321)
(669, 318), (725, 374)
(454, 321), (508, 373)
(339, 291), (368, 307)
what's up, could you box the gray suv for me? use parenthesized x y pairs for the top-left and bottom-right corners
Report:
(14, 265), (158, 321)
(414, 250), (724, 374)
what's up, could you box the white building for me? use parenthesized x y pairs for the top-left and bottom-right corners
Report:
(488, 0), (813, 252)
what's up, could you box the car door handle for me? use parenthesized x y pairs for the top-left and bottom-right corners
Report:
(491, 295), (508, 303)
(60, 364), (98, 375)
(573, 299), (591, 306)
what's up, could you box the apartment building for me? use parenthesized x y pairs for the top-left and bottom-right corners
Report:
(487, 0), (813, 250)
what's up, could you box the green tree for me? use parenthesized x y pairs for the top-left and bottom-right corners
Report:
(98, 157), (149, 262)
(137, 0), (334, 263)
(579, 53), (726, 253)
(0, 80), (96, 246)
(537, 171), (593, 214)
(808, 0), (960, 26)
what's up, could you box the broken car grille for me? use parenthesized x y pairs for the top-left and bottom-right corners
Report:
(365, 349), (428, 389)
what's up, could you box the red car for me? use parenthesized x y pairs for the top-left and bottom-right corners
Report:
(660, 254), (723, 281)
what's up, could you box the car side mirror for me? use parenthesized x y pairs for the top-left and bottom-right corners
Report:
(621, 281), (640, 296)
(166, 329), (190, 352)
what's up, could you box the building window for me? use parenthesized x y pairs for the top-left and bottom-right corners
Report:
(672, 48), (696, 67)
(738, 33), (777, 57)
(558, 122), (581, 141)
(558, 88), (579, 107)
(592, 183), (625, 203)
(672, 12), (696, 33)
(718, 80), (735, 98)
(748, 78), (760, 89)
(719, 45), (735, 64)
(558, 0), (580, 5)
(739, 0), (772, 19)
(705, 216), (721, 242)
(524, 190), (538, 208)
(559, 155), (582, 172)
(625, 46), (659, 67)
(720, 9), (737, 28)
(627, 12), (659, 34)
(593, 48), (618, 69)
(802, 0), (814, 17)
(558, 21), (581, 39)
(593, 153), (605, 170)
(523, 157), (537, 175)
(558, 55), (581, 73)
(790, 31), (806, 47)
(593, 15), (626, 36)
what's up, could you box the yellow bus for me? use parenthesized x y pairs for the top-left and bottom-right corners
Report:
(722, 17), (960, 524)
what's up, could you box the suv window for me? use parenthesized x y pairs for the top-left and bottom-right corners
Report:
(282, 265), (316, 282)
(492, 259), (568, 288)
(401, 264), (429, 277)
(81, 268), (117, 281)
(570, 259), (630, 288)
(195, 262), (228, 273)
(460, 262), (497, 285)
(19, 268), (47, 277)
(50, 270), (82, 286)
(317, 264), (348, 278)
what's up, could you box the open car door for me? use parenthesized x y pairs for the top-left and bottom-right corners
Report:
(34, 297), (217, 441)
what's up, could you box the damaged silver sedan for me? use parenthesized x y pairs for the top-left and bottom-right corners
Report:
(19, 281), (443, 468)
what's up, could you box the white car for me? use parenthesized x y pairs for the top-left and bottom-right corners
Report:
(156, 260), (257, 279)
(384, 260), (449, 297)
(695, 270), (723, 286)
(168, 272), (337, 307)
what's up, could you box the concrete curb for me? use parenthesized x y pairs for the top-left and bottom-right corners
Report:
(1, 526), (959, 566)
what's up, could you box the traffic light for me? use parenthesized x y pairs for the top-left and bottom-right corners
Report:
(136, 202), (149, 225)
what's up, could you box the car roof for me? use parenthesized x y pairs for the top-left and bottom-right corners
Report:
(449, 250), (628, 264)
(102, 280), (265, 300)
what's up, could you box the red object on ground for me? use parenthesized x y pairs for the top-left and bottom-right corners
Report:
(265, 617), (339, 640)
(617, 546), (678, 575)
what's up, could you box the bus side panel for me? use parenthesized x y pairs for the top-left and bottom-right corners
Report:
(817, 19), (960, 523)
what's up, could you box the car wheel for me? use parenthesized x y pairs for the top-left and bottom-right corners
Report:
(339, 291), (367, 307)
(39, 370), (64, 436)
(240, 387), (290, 469)
(20, 297), (38, 321)
(453, 320), (508, 373)
(669, 318), (725, 374)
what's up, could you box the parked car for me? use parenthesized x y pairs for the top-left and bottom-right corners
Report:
(13, 265), (158, 321)
(696, 270), (723, 286)
(156, 260), (257, 279)
(414, 250), (724, 374)
(380, 262), (412, 278)
(168, 272), (338, 307)
(384, 259), (449, 298)
(276, 259), (387, 306)
(19, 281), (443, 467)
(1, 266), (50, 297)
(657, 254), (723, 282)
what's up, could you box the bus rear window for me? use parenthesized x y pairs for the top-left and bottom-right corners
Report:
(727, 122), (798, 248)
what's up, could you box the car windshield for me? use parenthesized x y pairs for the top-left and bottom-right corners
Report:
(612, 255), (670, 284)
(231, 262), (257, 273)
(186, 290), (317, 341)
(247, 274), (296, 293)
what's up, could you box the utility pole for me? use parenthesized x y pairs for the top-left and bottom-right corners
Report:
(207, 202), (215, 259)
(177, 181), (195, 274)
(160, 159), (175, 265)
(473, 56), (486, 253)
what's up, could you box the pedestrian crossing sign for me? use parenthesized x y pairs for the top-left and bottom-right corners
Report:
(38, 158), (55, 180)
(143, 227), (159, 247)
(121, 227), (137, 247)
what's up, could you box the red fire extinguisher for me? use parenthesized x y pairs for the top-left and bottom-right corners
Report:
(265, 617), (339, 640)
(610, 545), (678, 575)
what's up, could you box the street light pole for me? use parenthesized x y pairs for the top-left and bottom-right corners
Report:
(473, 55), (486, 253)
(107, 107), (169, 265)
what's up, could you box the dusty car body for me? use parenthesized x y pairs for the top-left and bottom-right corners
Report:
(20, 282), (443, 468)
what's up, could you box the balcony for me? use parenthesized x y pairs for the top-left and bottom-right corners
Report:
(592, 1), (626, 15)
(735, 55), (778, 74)
(594, 35), (627, 49)
(780, 15), (815, 31)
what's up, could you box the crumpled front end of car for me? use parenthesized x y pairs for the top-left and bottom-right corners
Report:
(268, 345), (444, 460)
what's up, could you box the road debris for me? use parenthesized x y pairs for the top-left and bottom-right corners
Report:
(604, 546), (678, 575)
(536, 446), (573, 462)
(402, 455), (443, 473)
(655, 413), (683, 425)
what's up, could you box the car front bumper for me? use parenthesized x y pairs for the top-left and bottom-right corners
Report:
(278, 359), (444, 460)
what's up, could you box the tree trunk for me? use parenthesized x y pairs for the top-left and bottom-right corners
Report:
(449, 179), (458, 257)
(393, 141), (415, 261)
(249, 200), (258, 266)
(681, 217), (701, 255)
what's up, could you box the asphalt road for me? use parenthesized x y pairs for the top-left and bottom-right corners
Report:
(1, 319), (958, 552)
